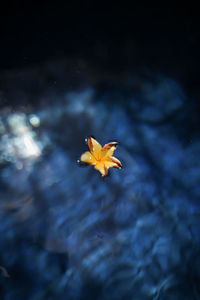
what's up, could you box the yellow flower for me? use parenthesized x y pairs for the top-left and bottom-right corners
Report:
(79, 136), (122, 177)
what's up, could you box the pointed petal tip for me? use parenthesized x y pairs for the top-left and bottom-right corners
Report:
(85, 135), (95, 143)
(110, 156), (122, 168)
(88, 136), (93, 152)
(104, 165), (108, 177)
(102, 142), (118, 151)
(88, 136), (102, 154)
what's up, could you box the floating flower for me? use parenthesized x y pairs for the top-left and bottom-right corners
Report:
(79, 137), (122, 177)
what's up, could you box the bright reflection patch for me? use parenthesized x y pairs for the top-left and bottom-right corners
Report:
(0, 113), (42, 167)
(22, 133), (41, 157)
(29, 114), (40, 127)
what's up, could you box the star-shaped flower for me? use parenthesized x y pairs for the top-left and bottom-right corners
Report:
(79, 136), (122, 177)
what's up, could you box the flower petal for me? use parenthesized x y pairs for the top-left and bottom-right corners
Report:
(94, 162), (106, 176)
(102, 142), (118, 150)
(80, 151), (96, 165)
(101, 144), (118, 158)
(88, 137), (102, 159)
(104, 160), (120, 169)
(110, 156), (122, 168)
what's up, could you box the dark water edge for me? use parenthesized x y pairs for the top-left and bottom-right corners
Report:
(1, 2), (200, 95)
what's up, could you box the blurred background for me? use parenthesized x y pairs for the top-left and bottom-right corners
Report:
(0, 2), (200, 299)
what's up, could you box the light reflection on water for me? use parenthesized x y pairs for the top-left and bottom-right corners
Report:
(0, 113), (42, 171)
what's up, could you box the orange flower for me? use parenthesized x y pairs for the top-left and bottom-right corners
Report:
(79, 137), (122, 177)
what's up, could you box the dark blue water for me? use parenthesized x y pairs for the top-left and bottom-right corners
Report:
(0, 59), (200, 300)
